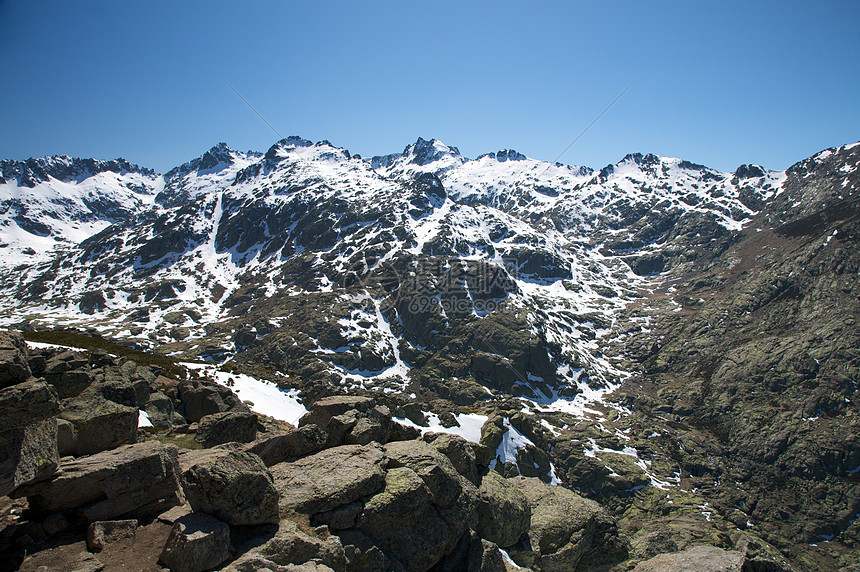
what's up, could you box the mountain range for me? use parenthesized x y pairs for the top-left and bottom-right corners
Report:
(1, 136), (858, 570)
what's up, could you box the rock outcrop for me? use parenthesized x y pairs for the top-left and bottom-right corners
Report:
(179, 449), (279, 526)
(0, 333), (60, 497)
(194, 410), (257, 447)
(508, 476), (625, 571)
(12, 440), (184, 521)
(159, 512), (232, 572)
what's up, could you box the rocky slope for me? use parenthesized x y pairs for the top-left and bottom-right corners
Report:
(0, 331), (791, 571)
(0, 138), (858, 570)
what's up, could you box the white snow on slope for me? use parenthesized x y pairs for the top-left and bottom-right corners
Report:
(393, 412), (488, 443)
(0, 168), (161, 268)
(183, 363), (308, 426)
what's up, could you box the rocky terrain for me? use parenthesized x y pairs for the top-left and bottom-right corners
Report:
(0, 137), (858, 570)
(0, 331), (792, 571)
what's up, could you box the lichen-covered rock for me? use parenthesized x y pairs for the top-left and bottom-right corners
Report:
(43, 351), (93, 399)
(383, 440), (470, 508)
(0, 354), (60, 499)
(194, 410), (257, 447)
(0, 378), (61, 432)
(225, 519), (346, 572)
(59, 383), (138, 456)
(631, 545), (746, 572)
(298, 396), (375, 430)
(144, 391), (179, 429)
(0, 418), (59, 496)
(382, 440), (479, 563)
(424, 432), (479, 485)
(159, 512), (231, 572)
(510, 476), (624, 571)
(239, 424), (327, 466)
(343, 413), (390, 446)
(12, 441), (184, 521)
(0, 331), (31, 388)
(56, 417), (76, 456)
(179, 449), (279, 526)
(468, 537), (506, 572)
(356, 466), (452, 572)
(178, 379), (244, 422)
(270, 444), (386, 514)
(475, 471), (530, 548)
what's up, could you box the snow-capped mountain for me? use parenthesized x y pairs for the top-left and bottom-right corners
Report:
(0, 156), (161, 267)
(3, 136), (859, 570)
(0, 137), (856, 413)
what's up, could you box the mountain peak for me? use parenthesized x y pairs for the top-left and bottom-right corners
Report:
(620, 152), (662, 167)
(0, 155), (154, 187)
(264, 136), (316, 162)
(476, 149), (527, 162)
(404, 137), (462, 166)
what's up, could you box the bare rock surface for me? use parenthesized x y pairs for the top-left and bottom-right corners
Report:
(12, 441), (184, 521)
(632, 545), (746, 572)
(194, 410), (257, 447)
(86, 519), (138, 552)
(475, 471), (531, 549)
(270, 444), (386, 514)
(225, 519), (346, 572)
(508, 476), (623, 572)
(159, 512), (231, 572)
(179, 448), (279, 526)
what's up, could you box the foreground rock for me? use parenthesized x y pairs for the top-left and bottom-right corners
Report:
(179, 449), (279, 526)
(159, 512), (231, 572)
(299, 396), (394, 447)
(509, 476), (626, 571)
(632, 545), (746, 571)
(356, 466), (454, 571)
(237, 423), (327, 466)
(0, 378), (61, 432)
(271, 444), (386, 514)
(59, 383), (139, 456)
(0, 331), (31, 388)
(423, 432), (481, 485)
(177, 379), (246, 422)
(194, 410), (257, 447)
(0, 337), (61, 496)
(475, 471), (531, 548)
(86, 519), (138, 552)
(225, 519), (346, 572)
(0, 417), (58, 497)
(12, 441), (184, 521)
(366, 440), (479, 571)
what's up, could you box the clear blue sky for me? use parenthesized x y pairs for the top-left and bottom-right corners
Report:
(1, 0), (858, 173)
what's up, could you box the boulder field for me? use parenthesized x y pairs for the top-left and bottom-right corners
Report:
(0, 331), (790, 571)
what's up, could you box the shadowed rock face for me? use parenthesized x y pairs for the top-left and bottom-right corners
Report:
(0, 332), (60, 496)
(507, 476), (625, 571)
(179, 449), (279, 526)
(12, 441), (184, 521)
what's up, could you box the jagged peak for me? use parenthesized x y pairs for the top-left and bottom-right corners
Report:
(262, 136), (351, 163)
(733, 164), (767, 179)
(164, 142), (258, 181)
(620, 152), (662, 167)
(403, 137), (462, 166)
(0, 155), (156, 187)
(476, 149), (528, 162)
